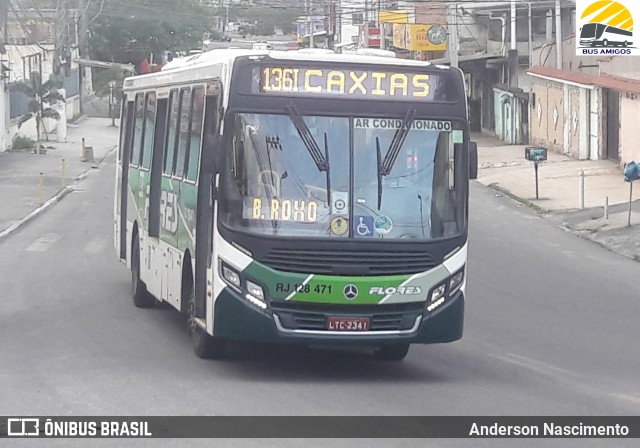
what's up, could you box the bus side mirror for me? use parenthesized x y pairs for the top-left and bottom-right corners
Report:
(469, 142), (478, 180)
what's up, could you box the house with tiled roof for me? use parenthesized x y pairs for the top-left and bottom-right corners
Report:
(527, 34), (640, 166)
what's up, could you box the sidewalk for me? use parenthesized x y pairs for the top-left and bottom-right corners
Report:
(474, 132), (640, 262)
(0, 117), (119, 239)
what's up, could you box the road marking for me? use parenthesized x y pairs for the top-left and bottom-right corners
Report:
(609, 394), (640, 406)
(490, 353), (573, 376)
(84, 237), (108, 254)
(26, 233), (61, 252)
(490, 353), (640, 411)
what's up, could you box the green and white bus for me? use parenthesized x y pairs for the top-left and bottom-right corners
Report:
(114, 49), (478, 361)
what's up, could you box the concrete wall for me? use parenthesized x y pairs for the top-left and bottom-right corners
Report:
(7, 96), (80, 150)
(530, 78), (564, 153)
(619, 94), (640, 165)
(568, 85), (580, 156)
(529, 76), (597, 160)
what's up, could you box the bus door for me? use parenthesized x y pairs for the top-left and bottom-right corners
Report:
(160, 89), (185, 308)
(115, 97), (135, 260)
(194, 82), (221, 323)
(144, 94), (169, 299)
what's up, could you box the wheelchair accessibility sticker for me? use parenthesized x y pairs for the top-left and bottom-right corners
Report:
(353, 216), (374, 237)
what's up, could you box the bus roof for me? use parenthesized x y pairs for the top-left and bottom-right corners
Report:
(124, 48), (456, 92)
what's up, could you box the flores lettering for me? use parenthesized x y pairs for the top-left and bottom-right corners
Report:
(369, 286), (423, 295)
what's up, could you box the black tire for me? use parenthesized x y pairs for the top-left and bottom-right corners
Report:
(624, 41), (628, 47)
(603, 39), (609, 47)
(185, 274), (227, 359)
(131, 236), (156, 308)
(374, 344), (410, 361)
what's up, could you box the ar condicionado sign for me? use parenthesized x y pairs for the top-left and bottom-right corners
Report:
(256, 67), (439, 100)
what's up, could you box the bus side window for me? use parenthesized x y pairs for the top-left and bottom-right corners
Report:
(164, 90), (180, 175)
(141, 92), (156, 169)
(118, 94), (129, 162)
(174, 88), (192, 178)
(185, 87), (204, 181)
(130, 93), (145, 166)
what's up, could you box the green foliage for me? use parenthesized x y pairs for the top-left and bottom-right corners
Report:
(93, 66), (126, 99)
(10, 72), (63, 143)
(12, 135), (36, 150)
(255, 23), (275, 36)
(89, 0), (213, 63)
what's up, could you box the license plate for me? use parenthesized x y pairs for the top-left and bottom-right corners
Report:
(326, 317), (370, 331)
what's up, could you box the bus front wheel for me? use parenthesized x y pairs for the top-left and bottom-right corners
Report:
(374, 344), (410, 361)
(186, 275), (226, 359)
(132, 236), (155, 308)
(603, 39), (609, 47)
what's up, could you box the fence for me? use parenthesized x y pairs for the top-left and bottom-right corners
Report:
(9, 69), (81, 119)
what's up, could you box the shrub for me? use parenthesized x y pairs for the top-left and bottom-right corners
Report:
(12, 134), (36, 150)
(255, 23), (275, 36)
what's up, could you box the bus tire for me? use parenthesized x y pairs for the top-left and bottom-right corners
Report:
(131, 235), (155, 308)
(624, 41), (628, 47)
(185, 273), (227, 359)
(603, 39), (609, 47)
(374, 344), (410, 361)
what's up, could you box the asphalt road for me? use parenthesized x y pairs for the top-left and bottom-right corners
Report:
(1, 153), (639, 447)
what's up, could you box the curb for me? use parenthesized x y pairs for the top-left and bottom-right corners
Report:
(0, 144), (118, 242)
(485, 182), (550, 214)
(0, 186), (74, 241)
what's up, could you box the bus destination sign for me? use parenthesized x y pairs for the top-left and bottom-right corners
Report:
(255, 67), (445, 101)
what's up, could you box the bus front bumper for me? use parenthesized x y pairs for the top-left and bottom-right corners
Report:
(212, 289), (464, 346)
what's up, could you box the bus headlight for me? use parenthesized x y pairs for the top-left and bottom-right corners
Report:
(449, 269), (464, 295)
(430, 284), (446, 303)
(246, 281), (265, 301)
(426, 266), (465, 313)
(221, 265), (241, 288)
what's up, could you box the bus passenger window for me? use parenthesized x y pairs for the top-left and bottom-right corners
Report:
(164, 90), (180, 175)
(186, 87), (204, 181)
(175, 88), (192, 178)
(130, 93), (145, 166)
(141, 92), (156, 169)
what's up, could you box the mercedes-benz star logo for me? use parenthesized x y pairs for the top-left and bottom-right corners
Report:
(343, 284), (359, 300)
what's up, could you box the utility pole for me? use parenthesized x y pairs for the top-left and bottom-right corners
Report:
(510, 1), (517, 50)
(447, 3), (459, 67)
(555, 0), (562, 69)
(54, 0), (70, 77)
(310, 0), (314, 48)
(364, 0), (369, 48)
(77, 3), (93, 106)
(54, 0), (70, 144)
(528, 2), (532, 68)
(1, 0), (7, 45)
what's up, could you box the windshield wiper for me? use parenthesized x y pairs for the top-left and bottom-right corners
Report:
(376, 109), (416, 210)
(285, 104), (331, 206)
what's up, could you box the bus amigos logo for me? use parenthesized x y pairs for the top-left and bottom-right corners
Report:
(577, 0), (639, 55)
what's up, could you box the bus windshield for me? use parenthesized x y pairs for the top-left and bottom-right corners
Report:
(580, 23), (606, 39)
(220, 113), (465, 240)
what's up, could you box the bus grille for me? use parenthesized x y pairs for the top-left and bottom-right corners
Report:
(272, 303), (424, 332)
(260, 248), (436, 275)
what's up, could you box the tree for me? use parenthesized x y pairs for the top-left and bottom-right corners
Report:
(88, 0), (213, 64)
(93, 66), (126, 126)
(11, 72), (64, 151)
